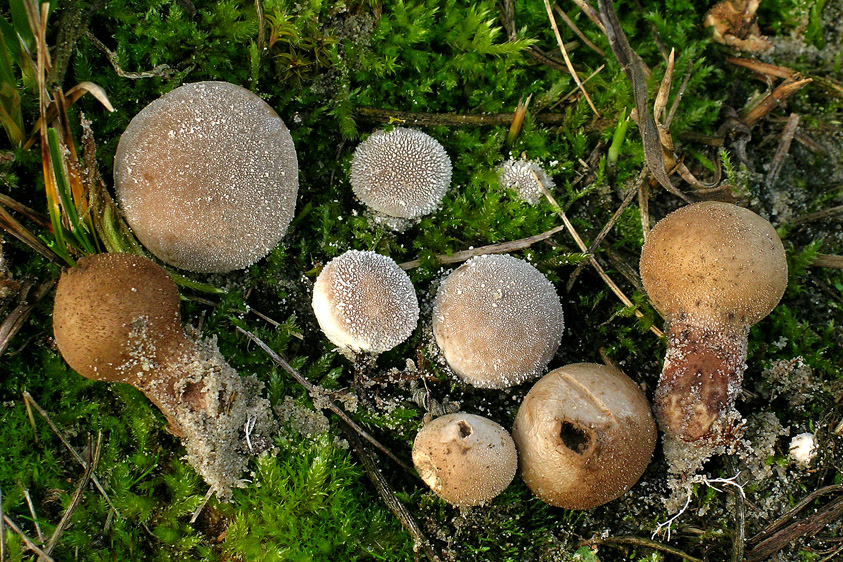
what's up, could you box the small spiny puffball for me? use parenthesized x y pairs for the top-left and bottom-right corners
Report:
(114, 81), (299, 273)
(412, 413), (517, 507)
(512, 363), (657, 510)
(312, 250), (420, 354)
(349, 127), (452, 219)
(432, 254), (564, 388)
(497, 158), (555, 204)
(640, 201), (787, 328)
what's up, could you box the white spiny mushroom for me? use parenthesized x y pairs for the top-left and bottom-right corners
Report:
(349, 127), (451, 219)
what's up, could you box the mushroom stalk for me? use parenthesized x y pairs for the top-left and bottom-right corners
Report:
(654, 318), (747, 445)
(53, 253), (272, 497)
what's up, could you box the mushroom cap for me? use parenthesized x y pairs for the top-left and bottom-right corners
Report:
(497, 158), (555, 205)
(114, 81), (299, 273)
(312, 250), (420, 354)
(412, 412), (518, 507)
(512, 363), (656, 510)
(349, 127), (452, 219)
(432, 254), (564, 388)
(52, 253), (187, 384)
(640, 201), (787, 328)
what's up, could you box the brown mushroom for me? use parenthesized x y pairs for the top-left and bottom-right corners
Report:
(639, 201), (787, 470)
(512, 363), (656, 510)
(312, 250), (419, 355)
(114, 81), (298, 273)
(52, 253), (272, 497)
(432, 254), (564, 388)
(412, 412), (517, 507)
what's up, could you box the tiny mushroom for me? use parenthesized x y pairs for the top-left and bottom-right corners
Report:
(512, 363), (656, 510)
(412, 412), (517, 507)
(114, 81), (298, 273)
(497, 158), (555, 205)
(52, 253), (272, 497)
(349, 127), (452, 220)
(312, 250), (420, 355)
(639, 201), (787, 470)
(432, 254), (564, 388)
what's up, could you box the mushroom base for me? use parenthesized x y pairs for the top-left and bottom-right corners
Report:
(655, 319), (747, 472)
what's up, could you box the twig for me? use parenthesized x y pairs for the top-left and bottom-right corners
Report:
(354, 107), (568, 126)
(742, 75), (812, 128)
(766, 113), (800, 188)
(566, 176), (641, 291)
(543, 0), (599, 116)
(84, 31), (172, 79)
(746, 494), (843, 561)
(398, 225), (566, 270)
(2, 516), (54, 562)
(638, 179), (651, 239)
(533, 171), (664, 338)
(22, 488), (43, 544)
(571, 0), (606, 33)
(580, 535), (702, 562)
(748, 485), (843, 547)
(725, 459), (746, 562)
(236, 327), (416, 475)
(597, 0), (687, 202)
(21, 393), (120, 519)
(811, 254), (843, 269)
(788, 205), (843, 226)
(339, 422), (442, 562)
(189, 488), (215, 525)
(44, 433), (102, 555)
(0, 279), (55, 358)
(553, 4), (604, 56)
(1, 485), (5, 562)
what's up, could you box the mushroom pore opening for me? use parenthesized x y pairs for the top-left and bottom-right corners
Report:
(458, 420), (473, 439)
(559, 421), (591, 454)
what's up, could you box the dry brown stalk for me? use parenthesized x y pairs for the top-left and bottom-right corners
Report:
(543, 0), (600, 116)
(553, 4), (605, 56)
(398, 225), (567, 270)
(766, 113), (800, 188)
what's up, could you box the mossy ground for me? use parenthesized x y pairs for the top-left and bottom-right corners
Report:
(1, 0), (842, 560)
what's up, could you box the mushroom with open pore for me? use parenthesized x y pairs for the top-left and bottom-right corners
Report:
(512, 362), (656, 510)
(114, 81), (298, 273)
(639, 201), (787, 472)
(52, 253), (272, 497)
(412, 412), (517, 507)
(432, 254), (564, 388)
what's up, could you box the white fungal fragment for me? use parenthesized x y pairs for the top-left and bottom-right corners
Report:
(789, 432), (817, 466)
(496, 158), (555, 204)
(432, 254), (564, 388)
(114, 81), (299, 273)
(349, 127), (451, 219)
(312, 250), (420, 354)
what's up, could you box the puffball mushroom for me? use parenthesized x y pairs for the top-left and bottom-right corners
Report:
(114, 81), (298, 273)
(52, 253), (272, 497)
(640, 201), (787, 469)
(512, 363), (656, 510)
(432, 254), (564, 388)
(412, 413), (517, 507)
(349, 127), (452, 219)
(312, 250), (419, 354)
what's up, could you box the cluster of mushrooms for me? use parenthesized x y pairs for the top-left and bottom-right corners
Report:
(50, 80), (788, 510)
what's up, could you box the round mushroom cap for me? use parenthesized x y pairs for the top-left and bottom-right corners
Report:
(412, 413), (517, 507)
(349, 127), (452, 219)
(497, 158), (555, 205)
(640, 201), (787, 328)
(312, 250), (420, 354)
(52, 253), (186, 384)
(432, 254), (564, 388)
(114, 81), (299, 273)
(512, 363), (656, 510)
